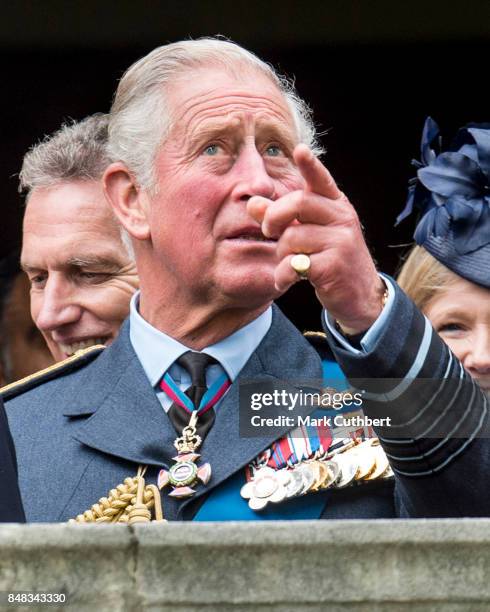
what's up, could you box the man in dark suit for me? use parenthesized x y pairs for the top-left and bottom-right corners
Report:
(4, 38), (488, 522)
(0, 398), (25, 522)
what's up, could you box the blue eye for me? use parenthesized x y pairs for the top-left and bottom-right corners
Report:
(30, 274), (47, 289)
(265, 145), (282, 157)
(438, 323), (463, 333)
(203, 144), (220, 156)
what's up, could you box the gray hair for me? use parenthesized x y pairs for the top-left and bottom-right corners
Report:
(19, 113), (111, 194)
(19, 113), (134, 261)
(108, 37), (324, 190)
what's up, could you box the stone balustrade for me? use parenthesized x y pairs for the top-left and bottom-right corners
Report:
(1, 520), (490, 611)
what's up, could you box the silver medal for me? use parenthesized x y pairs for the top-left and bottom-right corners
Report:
(322, 460), (341, 488)
(285, 469), (304, 498)
(241, 467), (290, 510)
(334, 453), (358, 488)
(295, 463), (315, 494)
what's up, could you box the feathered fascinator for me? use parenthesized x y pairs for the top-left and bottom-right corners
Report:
(397, 117), (490, 288)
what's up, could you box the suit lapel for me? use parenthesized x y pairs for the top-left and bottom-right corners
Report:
(177, 306), (324, 515)
(57, 310), (324, 520)
(66, 322), (177, 469)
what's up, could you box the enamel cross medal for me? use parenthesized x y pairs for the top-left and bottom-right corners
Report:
(157, 411), (212, 498)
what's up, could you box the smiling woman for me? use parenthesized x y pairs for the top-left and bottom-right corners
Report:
(398, 246), (490, 393)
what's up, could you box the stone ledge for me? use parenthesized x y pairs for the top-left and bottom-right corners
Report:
(1, 520), (490, 611)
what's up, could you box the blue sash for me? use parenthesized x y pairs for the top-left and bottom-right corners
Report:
(194, 357), (345, 521)
(194, 471), (330, 521)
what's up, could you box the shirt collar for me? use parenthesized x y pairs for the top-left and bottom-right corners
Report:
(129, 291), (272, 386)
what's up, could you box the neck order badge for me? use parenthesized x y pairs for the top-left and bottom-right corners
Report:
(157, 411), (212, 499)
(158, 352), (231, 498)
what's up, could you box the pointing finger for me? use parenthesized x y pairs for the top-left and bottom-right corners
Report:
(294, 144), (343, 200)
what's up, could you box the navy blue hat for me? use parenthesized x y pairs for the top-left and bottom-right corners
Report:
(397, 118), (490, 289)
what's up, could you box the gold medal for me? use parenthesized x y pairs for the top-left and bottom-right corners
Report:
(365, 443), (390, 481)
(309, 460), (331, 491)
(346, 440), (377, 480)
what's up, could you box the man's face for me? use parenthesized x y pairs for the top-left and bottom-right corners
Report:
(21, 181), (139, 361)
(145, 67), (304, 308)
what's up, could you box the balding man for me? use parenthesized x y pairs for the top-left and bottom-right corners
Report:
(4, 40), (488, 522)
(17, 114), (138, 362)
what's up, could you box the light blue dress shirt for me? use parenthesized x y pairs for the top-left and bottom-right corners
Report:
(129, 273), (394, 411)
(129, 293), (272, 412)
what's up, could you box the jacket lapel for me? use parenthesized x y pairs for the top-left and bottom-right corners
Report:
(58, 309), (324, 520)
(177, 306), (324, 516)
(66, 322), (177, 469)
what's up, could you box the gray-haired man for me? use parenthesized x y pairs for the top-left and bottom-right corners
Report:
(17, 114), (138, 363)
(4, 40), (488, 522)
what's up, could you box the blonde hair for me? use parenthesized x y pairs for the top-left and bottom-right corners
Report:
(397, 245), (460, 311)
(108, 37), (323, 191)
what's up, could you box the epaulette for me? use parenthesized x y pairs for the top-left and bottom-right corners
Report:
(1, 345), (105, 401)
(303, 330), (327, 345)
(303, 330), (335, 361)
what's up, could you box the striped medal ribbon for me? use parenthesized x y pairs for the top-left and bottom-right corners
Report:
(157, 370), (231, 500)
(257, 420), (333, 471)
(160, 371), (231, 416)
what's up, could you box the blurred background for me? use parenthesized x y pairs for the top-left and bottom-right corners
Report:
(1, 0), (489, 330)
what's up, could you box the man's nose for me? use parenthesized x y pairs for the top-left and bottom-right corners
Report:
(231, 145), (276, 201)
(464, 328), (490, 376)
(34, 277), (82, 332)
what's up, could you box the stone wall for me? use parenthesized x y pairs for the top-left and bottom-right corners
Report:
(1, 520), (490, 611)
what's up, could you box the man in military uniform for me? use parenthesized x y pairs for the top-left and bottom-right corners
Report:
(18, 114), (139, 363)
(4, 39), (488, 522)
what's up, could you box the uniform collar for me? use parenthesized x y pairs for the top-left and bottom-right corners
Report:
(129, 291), (272, 386)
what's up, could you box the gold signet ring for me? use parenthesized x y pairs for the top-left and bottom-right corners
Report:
(290, 254), (311, 280)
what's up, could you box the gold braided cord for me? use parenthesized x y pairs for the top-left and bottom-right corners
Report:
(0, 345), (105, 396)
(68, 467), (166, 524)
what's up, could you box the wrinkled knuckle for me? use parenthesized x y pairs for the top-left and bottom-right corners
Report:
(342, 208), (360, 230)
(296, 193), (309, 217)
(338, 226), (356, 243)
(282, 225), (296, 244)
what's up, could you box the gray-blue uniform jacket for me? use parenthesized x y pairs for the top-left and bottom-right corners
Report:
(3, 283), (489, 522)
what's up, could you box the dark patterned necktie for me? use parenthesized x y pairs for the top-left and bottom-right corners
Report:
(164, 351), (224, 439)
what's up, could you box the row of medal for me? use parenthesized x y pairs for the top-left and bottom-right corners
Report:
(240, 437), (394, 511)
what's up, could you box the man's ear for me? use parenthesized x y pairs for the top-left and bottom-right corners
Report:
(103, 162), (151, 241)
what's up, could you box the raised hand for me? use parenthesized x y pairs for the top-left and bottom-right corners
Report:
(248, 144), (386, 335)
